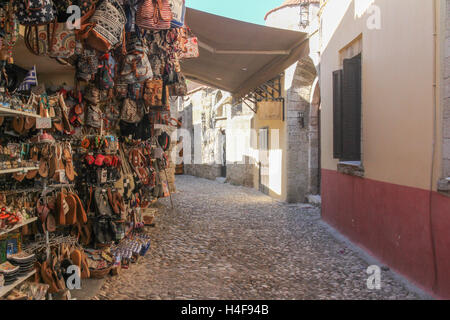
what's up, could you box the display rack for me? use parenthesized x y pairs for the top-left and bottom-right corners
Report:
(0, 217), (38, 237)
(0, 167), (39, 175)
(0, 106), (41, 119)
(0, 269), (36, 298)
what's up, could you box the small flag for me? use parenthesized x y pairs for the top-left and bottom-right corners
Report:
(17, 65), (37, 91)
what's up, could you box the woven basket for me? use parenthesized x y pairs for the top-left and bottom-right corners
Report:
(89, 265), (112, 279)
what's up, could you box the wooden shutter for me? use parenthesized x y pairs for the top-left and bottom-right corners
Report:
(333, 70), (343, 159)
(342, 54), (362, 161)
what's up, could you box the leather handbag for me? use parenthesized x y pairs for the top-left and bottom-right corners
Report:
(169, 0), (185, 28)
(136, 0), (172, 30)
(179, 27), (199, 59)
(77, 0), (126, 53)
(16, 0), (56, 26)
(120, 98), (144, 123)
(25, 22), (76, 58)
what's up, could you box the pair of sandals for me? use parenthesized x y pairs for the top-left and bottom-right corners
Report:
(129, 147), (156, 186)
(38, 247), (89, 295)
(51, 93), (72, 134)
(38, 143), (77, 182)
(12, 116), (36, 135)
(56, 190), (88, 226)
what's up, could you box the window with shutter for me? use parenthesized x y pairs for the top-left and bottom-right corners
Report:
(332, 54), (362, 162)
(342, 54), (362, 161)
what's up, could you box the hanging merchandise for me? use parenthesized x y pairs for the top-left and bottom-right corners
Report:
(143, 79), (164, 108)
(76, 46), (99, 82)
(136, 0), (172, 30)
(118, 41), (153, 84)
(15, 0), (56, 26)
(0, 2), (19, 64)
(168, 71), (187, 96)
(178, 27), (199, 59)
(0, 0), (200, 300)
(169, 0), (185, 28)
(96, 53), (116, 90)
(24, 22), (77, 59)
(77, 0), (126, 53)
(124, 0), (140, 33)
(120, 98), (144, 124)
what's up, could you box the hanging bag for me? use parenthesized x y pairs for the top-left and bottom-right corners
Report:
(96, 53), (116, 90)
(76, 47), (98, 82)
(118, 45), (153, 84)
(168, 72), (187, 96)
(77, 0), (126, 53)
(136, 0), (172, 30)
(143, 79), (163, 108)
(169, 0), (185, 28)
(25, 22), (76, 58)
(16, 0), (56, 26)
(120, 98), (144, 124)
(179, 27), (199, 59)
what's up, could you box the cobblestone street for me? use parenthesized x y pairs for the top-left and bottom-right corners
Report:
(94, 175), (421, 300)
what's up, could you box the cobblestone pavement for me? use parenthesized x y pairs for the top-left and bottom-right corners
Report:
(94, 175), (421, 300)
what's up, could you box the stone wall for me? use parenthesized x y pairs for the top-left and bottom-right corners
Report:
(266, 1), (321, 203)
(285, 58), (318, 202)
(184, 164), (222, 181)
(227, 163), (255, 188)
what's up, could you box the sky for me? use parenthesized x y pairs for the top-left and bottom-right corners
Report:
(186, 0), (285, 25)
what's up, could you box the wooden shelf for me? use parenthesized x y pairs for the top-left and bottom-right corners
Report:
(0, 269), (36, 298)
(0, 167), (39, 175)
(0, 106), (41, 119)
(0, 217), (38, 237)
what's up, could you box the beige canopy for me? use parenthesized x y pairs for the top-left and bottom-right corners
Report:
(181, 8), (310, 98)
(12, 8), (310, 97)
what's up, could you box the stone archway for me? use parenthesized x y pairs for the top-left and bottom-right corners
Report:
(285, 56), (320, 203)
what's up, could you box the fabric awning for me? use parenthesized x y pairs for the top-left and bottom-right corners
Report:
(181, 8), (310, 98)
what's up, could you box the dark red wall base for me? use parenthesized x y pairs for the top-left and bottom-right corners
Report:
(321, 169), (450, 299)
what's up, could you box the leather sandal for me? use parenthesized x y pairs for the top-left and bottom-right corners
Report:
(65, 193), (78, 225)
(56, 192), (67, 226)
(72, 193), (87, 224)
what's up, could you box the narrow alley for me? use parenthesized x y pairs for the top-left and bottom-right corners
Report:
(95, 176), (421, 300)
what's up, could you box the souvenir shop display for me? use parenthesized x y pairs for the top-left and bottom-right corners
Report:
(0, 0), (195, 300)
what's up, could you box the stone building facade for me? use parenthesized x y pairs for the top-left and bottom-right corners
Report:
(177, 0), (321, 202)
(265, 0), (321, 202)
(177, 86), (255, 187)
